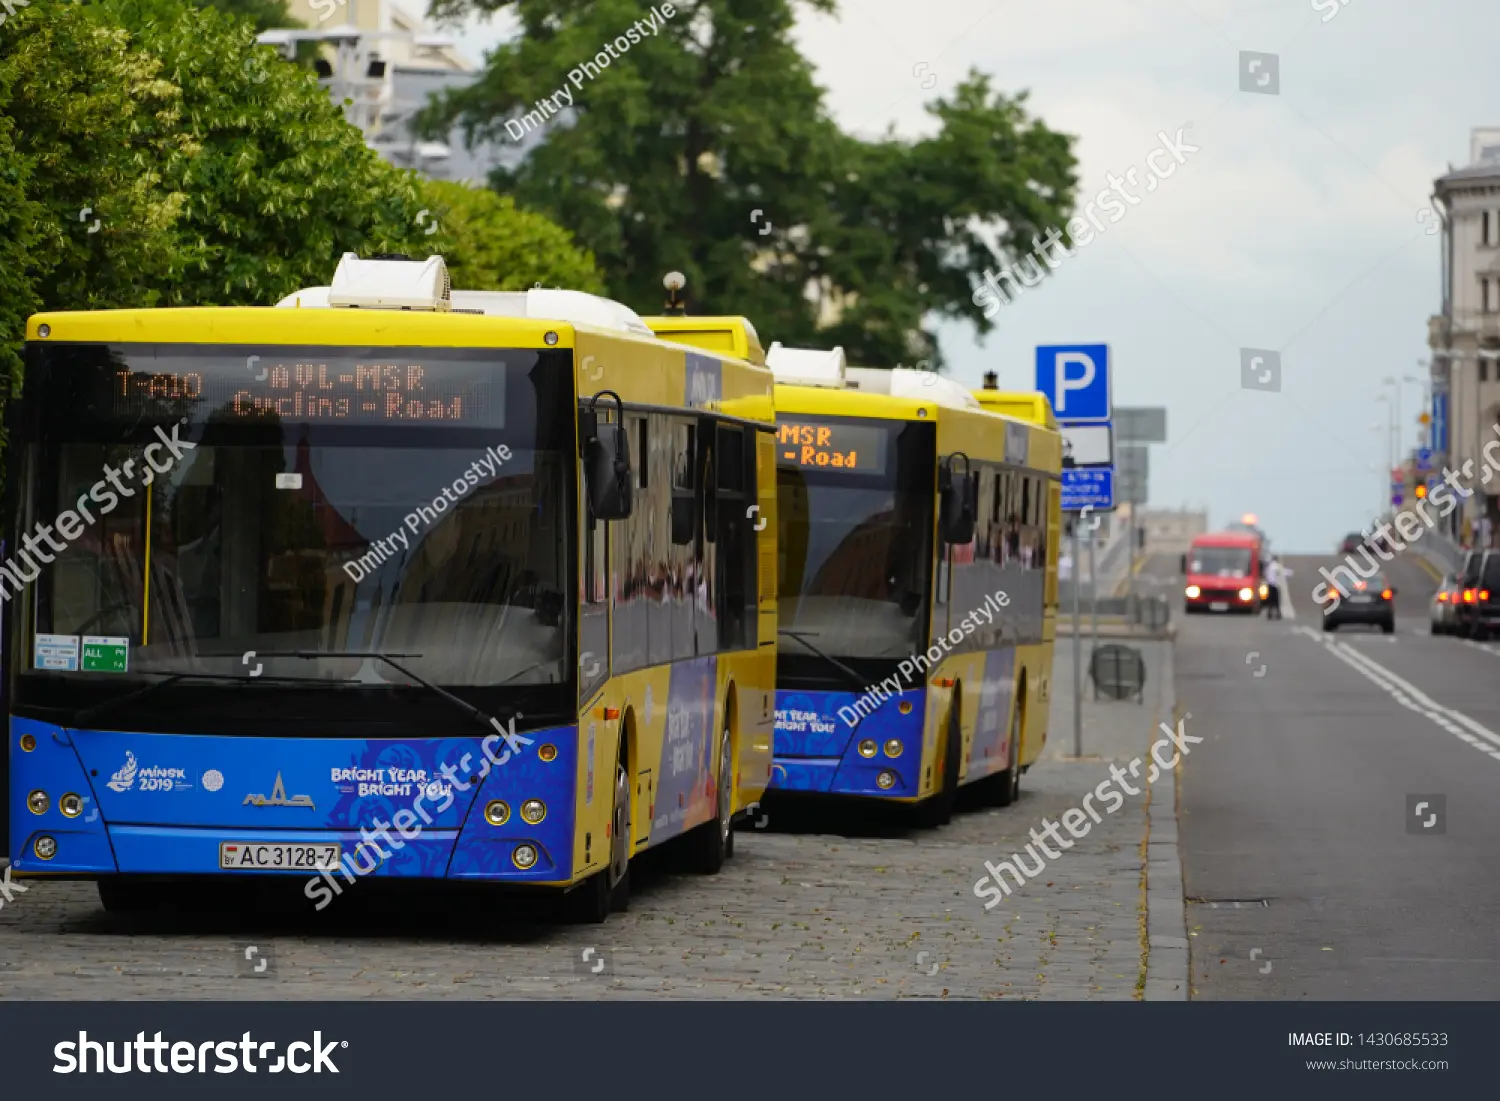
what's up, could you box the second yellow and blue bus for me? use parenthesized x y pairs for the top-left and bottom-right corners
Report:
(643, 323), (1062, 825)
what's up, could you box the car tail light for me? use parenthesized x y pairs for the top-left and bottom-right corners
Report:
(1382, 589), (1393, 600)
(1353, 580), (1366, 590)
(1464, 589), (1476, 603)
(1483, 589), (1491, 601)
(1438, 592), (1449, 602)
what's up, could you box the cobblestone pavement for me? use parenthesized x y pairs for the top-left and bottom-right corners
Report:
(0, 640), (1176, 1000)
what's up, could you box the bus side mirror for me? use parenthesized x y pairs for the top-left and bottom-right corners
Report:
(939, 470), (976, 545)
(585, 421), (633, 521)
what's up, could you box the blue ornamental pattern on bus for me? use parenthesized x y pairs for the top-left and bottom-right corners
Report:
(966, 649), (1016, 780)
(651, 656), (718, 843)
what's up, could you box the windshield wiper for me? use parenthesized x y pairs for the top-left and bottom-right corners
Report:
(254, 651), (517, 740)
(71, 671), (310, 729)
(777, 630), (869, 694)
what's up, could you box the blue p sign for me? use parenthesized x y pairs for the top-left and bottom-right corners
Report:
(1036, 345), (1111, 422)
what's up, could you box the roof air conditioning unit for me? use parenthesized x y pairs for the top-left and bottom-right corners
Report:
(765, 342), (846, 388)
(326, 253), (451, 311)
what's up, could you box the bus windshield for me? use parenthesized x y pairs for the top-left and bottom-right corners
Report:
(9, 343), (576, 711)
(776, 418), (934, 662)
(1188, 546), (1254, 576)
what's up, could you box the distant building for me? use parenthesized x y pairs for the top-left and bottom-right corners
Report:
(266, 0), (515, 183)
(1429, 127), (1500, 536)
(1138, 507), (1208, 550)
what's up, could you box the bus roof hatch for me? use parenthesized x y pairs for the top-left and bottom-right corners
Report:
(326, 253), (452, 311)
(766, 342), (846, 387)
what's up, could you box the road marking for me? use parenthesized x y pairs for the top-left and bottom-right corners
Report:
(1408, 553), (1443, 582)
(1278, 567), (1297, 620)
(1293, 626), (1500, 761)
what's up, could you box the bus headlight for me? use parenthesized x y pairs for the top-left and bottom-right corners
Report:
(1239, 587), (1254, 601)
(520, 799), (546, 825)
(59, 793), (84, 818)
(1185, 585), (1201, 599)
(484, 800), (510, 826)
(19, 733), (35, 752)
(883, 739), (903, 758)
(898, 700), (913, 715)
(858, 740), (878, 758)
(1258, 584), (1269, 599)
(27, 790), (48, 815)
(34, 836), (57, 860)
(876, 771), (896, 790)
(512, 844), (538, 869)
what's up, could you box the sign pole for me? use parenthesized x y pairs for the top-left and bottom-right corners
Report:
(1088, 525), (1099, 655)
(1072, 517), (1083, 758)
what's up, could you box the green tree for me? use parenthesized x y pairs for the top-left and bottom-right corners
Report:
(0, 0), (603, 445)
(422, 180), (604, 293)
(423, 0), (1078, 367)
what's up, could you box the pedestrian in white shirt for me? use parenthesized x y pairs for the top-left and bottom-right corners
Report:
(1264, 557), (1284, 620)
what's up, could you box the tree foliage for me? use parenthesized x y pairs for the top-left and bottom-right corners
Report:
(0, 0), (604, 397)
(423, 0), (1078, 367)
(423, 180), (605, 293)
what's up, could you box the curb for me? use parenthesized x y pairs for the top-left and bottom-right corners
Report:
(1142, 639), (1188, 1000)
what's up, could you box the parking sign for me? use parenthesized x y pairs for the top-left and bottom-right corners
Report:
(1036, 345), (1111, 422)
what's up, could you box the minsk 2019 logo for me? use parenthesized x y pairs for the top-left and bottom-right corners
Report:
(107, 750), (139, 792)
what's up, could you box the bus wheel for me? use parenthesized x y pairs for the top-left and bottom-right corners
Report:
(993, 703), (1023, 807)
(569, 739), (631, 923)
(685, 716), (734, 874)
(916, 707), (960, 828)
(97, 878), (157, 914)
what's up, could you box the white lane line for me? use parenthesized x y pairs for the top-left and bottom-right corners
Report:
(1279, 568), (1297, 620)
(1292, 625), (1500, 762)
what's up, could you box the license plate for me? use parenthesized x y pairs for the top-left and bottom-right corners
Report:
(1350, 594), (1371, 603)
(1209, 602), (1229, 611)
(219, 842), (341, 871)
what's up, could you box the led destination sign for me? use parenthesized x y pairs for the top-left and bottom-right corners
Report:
(775, 420), (888, 473)
(107, 353), (507, 427)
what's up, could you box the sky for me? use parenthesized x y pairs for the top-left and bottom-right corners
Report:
(433, 0), (1500, 552)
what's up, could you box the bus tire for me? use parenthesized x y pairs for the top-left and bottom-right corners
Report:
(568, 737), (631, 924)
(97, 878), (157, 914)
(993, 701), (1023, 808)
(916, 706), (961, 828)
(684, 714), (734, 875)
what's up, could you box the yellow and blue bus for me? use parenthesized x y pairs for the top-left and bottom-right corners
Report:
(760, 348), (1062, 824)
(3, 254), (775, 922)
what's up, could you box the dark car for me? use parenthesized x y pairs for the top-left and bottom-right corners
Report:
(1339, 532), (1364, 554)
(1454, 549), (1484, 637)
(1319, 571), (1396, 633)
(1456, 549), (1500, 640)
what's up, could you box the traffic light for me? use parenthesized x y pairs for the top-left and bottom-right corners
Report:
(1415, 483), (1427, 500)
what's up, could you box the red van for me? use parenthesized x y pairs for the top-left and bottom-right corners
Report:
(1182, 531), (1264, 614)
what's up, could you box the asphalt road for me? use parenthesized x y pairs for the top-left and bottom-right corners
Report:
(1166, 547), (1500, 998)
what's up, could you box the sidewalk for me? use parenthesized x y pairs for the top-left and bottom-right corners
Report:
(1016, 636), (1185, 999)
